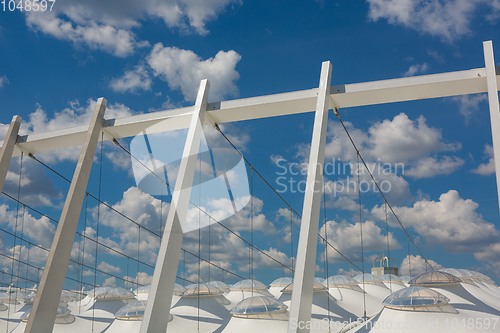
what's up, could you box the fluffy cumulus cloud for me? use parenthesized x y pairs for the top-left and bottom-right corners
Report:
(0, 204), (56, 249)
(110, 65), (152, 93)
(314, 113), (462, 210)
(26, 11), (147, 57)
(472, 144), (495, 175)
(97, 261), (122, 274)
(399, 255), (443, 276)
(148, 44), (241, 102)
(373, 190), (500, 254)
(324, 113), (462, 176)
(404, 156), (465, 179)
(367, 0), (500, 42)
(25, 0), (239, 56)
(318, 220), (401, 263)
(3, 158), (63, 207)
(96, 187), (166, 265)
(367, 113), (461, 164)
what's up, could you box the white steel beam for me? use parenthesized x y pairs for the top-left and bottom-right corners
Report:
(484, 41), (500, 213)
(4, 67), (500, 158)
(140, 80), (210, 333)
(25, 98), (107, 333)
(0, 115), (22, 195)
(288, 61), (332, 333)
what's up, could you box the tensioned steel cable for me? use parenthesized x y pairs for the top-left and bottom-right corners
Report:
(111, 138), (294, 273)
(27, 154), (243, 281)
(334, 111), (434, 272)
(357, 153), (367, 319)
(385, 201), (393, 291)
(0, 192), (205, 287)
(215, 125), (367, 274)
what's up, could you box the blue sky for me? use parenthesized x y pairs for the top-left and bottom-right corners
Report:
(1, 0), (500, 289)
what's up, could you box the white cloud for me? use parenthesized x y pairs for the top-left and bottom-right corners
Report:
(472, 144), (495, 176)
(404, 63), (428, 76)
(317, 113), (461, 208)
(0, 204), (56, 248)
(404, 156), (464, 179)
(318, 220), (401, 263)
(0, 75), (8, 88)
(1, 99), (139, 164)
(123, 272), (154, 288)
(3, 158), (63, 207)
(26, 12), (147, 57)
(25, 1), (240, 56)
(368, 113), (460, 164)
(450, 93), (487, 121)
(191, 195), (276, 234)
(96, 187), (166, 264)
(399, 255), (443, 276)
(147, 43), (241, 102)
(103, 276), (117, 287)
(367, 0), (499, 42)
(373, 190), (500, 254)
(97, 261), (122, 274)
(110, 65), (152, 93)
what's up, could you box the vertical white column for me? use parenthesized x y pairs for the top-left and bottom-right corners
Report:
(25, 98), (107, 333)
(288, 61), (332, 333)
(140, 80), (210, 333)
(484, 41), (500, 213)
(0, 115), (22, 195)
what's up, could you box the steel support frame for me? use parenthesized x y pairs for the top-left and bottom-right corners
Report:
(140, 80), (210, 333)
(0, 116), (22, 195)
(484, 41), (500, 213)
(288, 61), (332, 333)
(0, 40), (495, 333)
(25, 98), (107, 333)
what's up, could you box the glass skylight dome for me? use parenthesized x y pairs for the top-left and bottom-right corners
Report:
(0, 291), (31, 304)
(280, 282), (327, 294)
(115, 300), (147, 320)
(379, 274), (403, 282)
(409, 271), (462, 286)
(21, 305), (75, 324)
(438, 268), (466, 278)
(383, 286), (450, 310)
(134, 285), (150, 294)
(181, 283), (223, 297)
(323, 275), (358, 287)
(353, 273), (385, 285)
(93, 287), (135, 301)
(399, 276), (411, 282)
(174, 283), (185, 295)
(230, 296), (287, 317)
(314, 277), (325, 284)
(323, 275), (365, 292)
(468, 271), (496, 284)
(60, 290), (80, 303)
(270, 277), (293, 287)
(207, 281), (230, 292)
(457, 269), (474, 278)
(230, 279), (268, 291)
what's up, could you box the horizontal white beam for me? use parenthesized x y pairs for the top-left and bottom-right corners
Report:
(4, 67), (500, 157)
